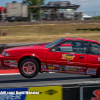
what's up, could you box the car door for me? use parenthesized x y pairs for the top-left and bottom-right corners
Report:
(46, 40), (88, 74)
(87, 42), (100, 75)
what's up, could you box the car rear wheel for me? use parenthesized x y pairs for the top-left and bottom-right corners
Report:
(19, 58), (39, 78)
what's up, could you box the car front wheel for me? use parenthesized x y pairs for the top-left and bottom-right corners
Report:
(19, 58), (39, 78)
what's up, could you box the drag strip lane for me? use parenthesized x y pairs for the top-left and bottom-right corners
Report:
(0, 73), (99, 88)
(0, 65), (99, 88)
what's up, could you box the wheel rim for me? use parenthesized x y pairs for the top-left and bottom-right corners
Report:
(22, 61), (36, 75)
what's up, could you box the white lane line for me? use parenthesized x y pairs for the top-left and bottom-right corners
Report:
(0, 73), (20, 75)
(29, 80), (100, 87)
(39, 72), (56, 74)
(49, 72), (56, 73)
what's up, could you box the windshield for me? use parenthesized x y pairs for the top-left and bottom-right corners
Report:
(45, 38), (65, 48)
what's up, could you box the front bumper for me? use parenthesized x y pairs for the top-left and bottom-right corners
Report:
(0, 55), (19, 68)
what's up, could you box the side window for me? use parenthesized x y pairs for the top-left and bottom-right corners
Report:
(90, 43), (100, 55)
(54, 41), (88, 54)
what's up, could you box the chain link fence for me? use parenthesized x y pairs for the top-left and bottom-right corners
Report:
(83, 11), (100, 20)
(0, 11), (100, 23)
(0, 13), (41, 22)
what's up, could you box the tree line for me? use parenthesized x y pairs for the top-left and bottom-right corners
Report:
(23, 0), (44, 13)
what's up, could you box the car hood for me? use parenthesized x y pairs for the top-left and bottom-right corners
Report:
(4, 45), (49, 52)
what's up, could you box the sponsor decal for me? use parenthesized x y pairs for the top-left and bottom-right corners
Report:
(66, 66), (86, 70)
(47, 66), (54, 69)
(65, 66), (86, 74)
(41, 69), (49, 71)
(82, 86), (100, 100)
(91, 90), (100, 100)
(4, 60), (7, 63)
(41, 63), (46, 69)
(0, 86), (62, 100)
(41, 63), (46, 65)
(61, 54), (75, 61)
(48, 70), (58, 72)
(41, 63), (86, 74)
(45, 90), (57, 95)
(46, 64), (59, 70)
(66, 71), (79, 74)
(10, 64), (18, 67)
(0, 88), (27, 100)
(78, 69), (84, 72)
(65, 66), (86, 71)
(66, 66), (70, 68)
(78, 72), (85, 74)
(59, 70), (65, 73)
(69, 68), (77, 71)
(4, 60), (18, 67)
(41, 69), (58, 72)
(47, 64), (52, 66)
(4, 60), (17, 63)
(53, 65), (59, 67)
(10, 60), (17, 63)
(42, 65), (46, 69)
(78, 67), (86, 70)
(59, 65), (66, 71)
(26, 86), (62, 100)
(4, 63), (10, 65)
(86, 68), (97, 75)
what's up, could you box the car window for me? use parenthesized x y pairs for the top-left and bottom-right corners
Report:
(45, 38), (65, 48)
(90, 43), (100, 55)
(55, 41), (88, 54)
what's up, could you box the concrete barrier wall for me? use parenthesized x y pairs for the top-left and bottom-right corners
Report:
(0, 84), (100, 100)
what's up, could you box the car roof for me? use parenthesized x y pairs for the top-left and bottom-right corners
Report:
(63, 37), (99, 44)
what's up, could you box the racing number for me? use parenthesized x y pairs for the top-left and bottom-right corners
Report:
(91, 90), (100, 100)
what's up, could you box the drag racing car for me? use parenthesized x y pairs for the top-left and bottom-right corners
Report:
(0, 37), (100, 78)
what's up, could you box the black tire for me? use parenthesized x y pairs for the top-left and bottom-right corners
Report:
(96, 68), (100, 78)
(19, 58), (39, 78)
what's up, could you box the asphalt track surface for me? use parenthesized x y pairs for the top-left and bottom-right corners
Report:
(0, 64), (100, 88)
(0, 63), (100, 88)
(0, 72), (100, 88)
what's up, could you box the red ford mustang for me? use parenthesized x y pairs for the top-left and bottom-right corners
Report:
(0, 37), (100, 78)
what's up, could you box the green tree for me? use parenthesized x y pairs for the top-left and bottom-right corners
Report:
(23, 0), (44, 13)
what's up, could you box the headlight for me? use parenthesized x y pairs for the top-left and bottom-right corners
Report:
(5, 53), (11, 57)
(1, 51), (6, 56)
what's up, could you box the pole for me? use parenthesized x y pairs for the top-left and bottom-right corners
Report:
(22, 0), (24, 4)
(0, 29), (1, 36)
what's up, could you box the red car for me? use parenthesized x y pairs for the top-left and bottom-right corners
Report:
(0, 37), (100, 78)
